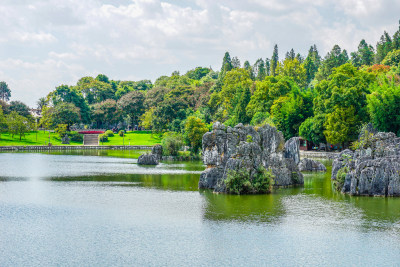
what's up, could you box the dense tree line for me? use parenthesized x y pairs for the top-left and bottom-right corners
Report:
(1, 22), (400, 151)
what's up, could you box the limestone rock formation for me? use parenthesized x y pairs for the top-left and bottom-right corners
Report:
(284, 137), (300, 165)
(151, 145), (163, 161)
(298, 158), (327, 172)
(61, 134), (70, 144)
(199, 122), (303, 193)
(331, 132), (400, 196)
(138, 154), (159, 165)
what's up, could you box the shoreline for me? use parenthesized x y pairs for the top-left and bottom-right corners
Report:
(0, 145), (154, 151)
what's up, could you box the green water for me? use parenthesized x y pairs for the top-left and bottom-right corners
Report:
(0, 152), (399, 266)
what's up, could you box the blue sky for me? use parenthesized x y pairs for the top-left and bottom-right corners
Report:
(0, 0), (399, 107)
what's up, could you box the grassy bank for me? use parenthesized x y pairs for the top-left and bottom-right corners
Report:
(0, 131), (161, 146)
(103, 131), (161, 146)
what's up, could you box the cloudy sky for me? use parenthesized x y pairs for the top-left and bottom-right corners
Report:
(0, 0), (399, 107)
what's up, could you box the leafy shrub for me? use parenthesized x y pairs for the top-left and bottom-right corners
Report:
(68, 131), (83, 142)
(55, 124), (68, 138)
(246, 135), (253, 143)
(161, 132), (183, 156)
(224, 166), (274, 195)
(99, 134), (108, 142)
(118, 130), (125, 137)
(334, 166), (349, 191)
(105, 130), (114, 137)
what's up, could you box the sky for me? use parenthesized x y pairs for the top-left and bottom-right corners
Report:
(0, 0), (399, 107)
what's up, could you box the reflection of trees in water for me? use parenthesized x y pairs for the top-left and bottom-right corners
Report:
(50, 173), (200, 192)
(200, 190), (287, 224)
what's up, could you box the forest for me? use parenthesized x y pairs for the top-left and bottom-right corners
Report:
(1, 22), (400, 152)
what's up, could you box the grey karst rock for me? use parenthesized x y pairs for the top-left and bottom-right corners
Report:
(151, 145), (163, 161)
(331, 131), (400, 196)
(298, 158), (327, 172)
(61, 134), (70, 144)
(284, 137), (300, 165)
(199, 122), (303, 193)
(137, 154), (158, 165)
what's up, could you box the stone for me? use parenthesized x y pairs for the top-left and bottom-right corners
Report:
(137, 154), (158, 165)
(61, 134), (70, 144)
(331, 131), (400, 196)
(199, 122), (303, 193)
(151, 145), (163, 161)
(298, 158), (327, 172)
(284, 137), (300, 165)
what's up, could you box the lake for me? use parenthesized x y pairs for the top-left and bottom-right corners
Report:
(0, 151), (400, 266)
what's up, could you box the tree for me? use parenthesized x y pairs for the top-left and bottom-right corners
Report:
(0, 107), (7, 139)
(231, 57), (241, 69)
(285, 48), (296, 60)
(315, 45), (349, 81)
(92, 99), (121, 128)
(220, 52), (233, 74)
(367, 79), (400, 135)
(278, 58), (307, 88)
(381, 49), (400, 66)
(8, 101), (31, 118)
(52, 102), (81, 129)
(6, 111), (30, 140)
(37, 97), (47, 111)
(299, 114), (326, 145)
(375, 31), (393, 63)
(50, 85), (90, 123)
(118, 91), (145, 129)
(185, 67), (211, 80)
(183, 116), (209, 154)
(253, 58), (266, 81)
(324, 106), (358, 147)
(95, 74), (110, 83)
(0, 82), (11, 102)
(140, 108), (155, 130)
(271, 44), (279, 76)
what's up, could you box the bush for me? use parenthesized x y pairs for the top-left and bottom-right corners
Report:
(55, 124), (68, 138)
(68, 131), (83, 142)
(246, 135), (253, 143)
(99, 134), (108, 142)
(334, 166), (349, 191)
(105, 130), (114, 137)
(118, 130), (125, 137)
(224, 166), (274, 195)
(161, 132), (183, 156)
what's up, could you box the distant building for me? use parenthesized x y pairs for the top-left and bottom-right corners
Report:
(29, 108), (42, 120)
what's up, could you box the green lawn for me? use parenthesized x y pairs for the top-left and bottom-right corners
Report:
(104, 131), (161, 146)
(0, 131), (161, 146)
(0, 131), (82, 146)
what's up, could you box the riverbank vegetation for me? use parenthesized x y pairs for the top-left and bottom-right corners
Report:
(0, 22), (400, 150)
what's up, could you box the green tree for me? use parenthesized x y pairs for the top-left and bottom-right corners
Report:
(381, 49), (400, 66)
(92, 99), (121, 128)
(278, 58), (307, 88)
(118, 91), (145, 129)
(299, 114), (326, 145)
(315, 45), (349, 81)
(183, 116), (209, 154)
(375, 31), (393, 63)
(303, 45), (321, 84)
(324, 106), (358, 147)
(6, 111), (30, 140)
(52, 102), (81, 129)
(0, 82), (11, 102)
(8, 101), (31, 118)
(253, 58), (266, 81)
(220, 52), (233, 74)
(37, 97), (47, 111)
(0, 107), (7, 139)
(367, 79), (400, 135)
(271, 44), (279, 76)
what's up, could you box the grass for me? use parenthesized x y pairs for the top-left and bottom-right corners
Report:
(102, 131), (161, 146)
(0, 131), (161, 146)
(0, 131), (82, 146)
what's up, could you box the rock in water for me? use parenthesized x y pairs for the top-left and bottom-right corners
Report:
(151, 145), (163, 161)
(138, 154), (158, 165)
(298, 158), (327, 172)
(284, 137), (300, 165)
(199, 122), (303, 193)
(331, 132), (400, 196)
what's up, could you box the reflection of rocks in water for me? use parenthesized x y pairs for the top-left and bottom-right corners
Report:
(199, 122), (303, 193)
(332, 132), (400, 196)
(200, 190), (286, 223)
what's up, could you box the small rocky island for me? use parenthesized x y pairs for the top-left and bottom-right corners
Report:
(137, 145), (163, 165)
(199, 122), (303, 194)
(332, 131), (400, 196)
(299, 158), (327, 172)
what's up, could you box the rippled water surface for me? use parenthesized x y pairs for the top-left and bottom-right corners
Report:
(1, 151), (400, 266)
